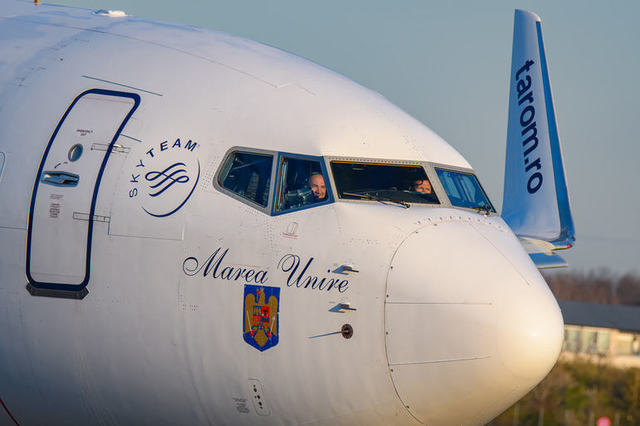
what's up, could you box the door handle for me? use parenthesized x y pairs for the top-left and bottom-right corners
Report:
(40, 171), (80, 187)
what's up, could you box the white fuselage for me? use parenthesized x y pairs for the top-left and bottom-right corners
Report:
(0, 3), (564, 425)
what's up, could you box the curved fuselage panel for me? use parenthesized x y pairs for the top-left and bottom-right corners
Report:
(0, 3), (563, 425)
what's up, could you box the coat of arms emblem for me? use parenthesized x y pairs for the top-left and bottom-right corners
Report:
(243, 285), (280, 351)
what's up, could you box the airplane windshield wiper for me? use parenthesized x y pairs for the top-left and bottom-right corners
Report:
(343, 192), (410, 209)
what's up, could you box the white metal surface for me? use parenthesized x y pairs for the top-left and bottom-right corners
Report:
(0, 2), (570, 425)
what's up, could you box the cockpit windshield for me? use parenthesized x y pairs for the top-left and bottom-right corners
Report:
(330, 162), (439, 205)
(435, 168), (494, 212)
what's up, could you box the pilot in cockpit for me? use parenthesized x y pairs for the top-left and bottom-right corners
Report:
(281, 164), (327, 210)
(310, 172), (327, 202)
(410, 178), (433, 194)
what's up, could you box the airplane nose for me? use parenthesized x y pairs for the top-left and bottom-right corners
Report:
(384, 218), (564, 425)
(497, 274), (564, 382)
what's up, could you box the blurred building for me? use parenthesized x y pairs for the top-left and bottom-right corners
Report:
(558, 300), (640, 368)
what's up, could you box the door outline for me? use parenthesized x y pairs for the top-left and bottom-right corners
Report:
(26, 88), (141, 299)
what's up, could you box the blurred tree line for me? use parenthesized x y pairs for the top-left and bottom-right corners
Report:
(489, 360), (640, 426)
(545, 270), (640, 306)
(488, 271), (640, 425)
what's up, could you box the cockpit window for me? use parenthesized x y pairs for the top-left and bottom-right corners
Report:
(435, 168), (494, 211)
(330, 162), (439, 205)
(218, 151), (273, 207)
(275, 155), (331, 213)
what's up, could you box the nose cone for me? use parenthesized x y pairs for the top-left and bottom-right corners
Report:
(498, 277), (564, 381)
(384, 218), (563, 425)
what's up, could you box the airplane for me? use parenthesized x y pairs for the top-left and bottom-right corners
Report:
(0, 2), (575, 425)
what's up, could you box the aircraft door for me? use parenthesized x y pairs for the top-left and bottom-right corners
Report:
(26, 89), (140, 298)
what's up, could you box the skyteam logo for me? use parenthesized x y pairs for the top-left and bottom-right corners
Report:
(128, 138), (200, 217)
(243, 285), (280, 352)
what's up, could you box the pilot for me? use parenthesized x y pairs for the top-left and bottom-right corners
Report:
(310, 172), (327, 202)
(410, 178), (433, 194)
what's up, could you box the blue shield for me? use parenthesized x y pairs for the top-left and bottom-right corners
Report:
(243, 285), (280, 351)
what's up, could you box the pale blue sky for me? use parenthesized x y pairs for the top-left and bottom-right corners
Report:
(52, 0), (640, 275)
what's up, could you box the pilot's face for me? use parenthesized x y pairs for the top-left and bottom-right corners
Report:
(310, 174), (327, 200)
(413, 179), (432, 194)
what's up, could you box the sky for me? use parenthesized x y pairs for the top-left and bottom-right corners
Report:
(51, 0), (640, 275)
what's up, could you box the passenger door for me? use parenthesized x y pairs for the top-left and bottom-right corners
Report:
(26, 89), (140, 298)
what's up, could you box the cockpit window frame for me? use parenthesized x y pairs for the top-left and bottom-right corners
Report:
(213, 151), (495, 215)
(430, 162), (496, 213)
(324, 156), (449, 208)
(272, 151), (334, 216)
(213, 146), (278, 215)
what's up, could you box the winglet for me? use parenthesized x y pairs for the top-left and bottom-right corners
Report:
(502, 10), (575, 267)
